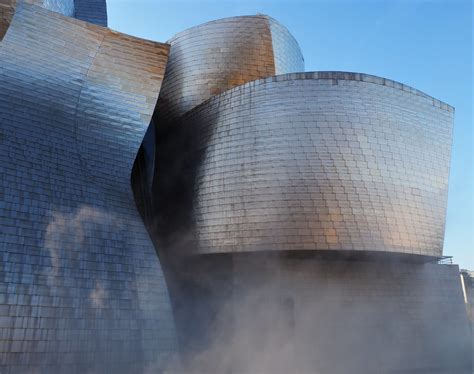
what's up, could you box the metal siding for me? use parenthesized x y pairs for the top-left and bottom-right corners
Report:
(73, 0), (107, 26)
(0, 3), (177, 373)
(184, 72), (453, 257)
(155, 15), (304, 122)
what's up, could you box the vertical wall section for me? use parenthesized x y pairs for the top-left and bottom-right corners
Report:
(0, 3), (177, 373)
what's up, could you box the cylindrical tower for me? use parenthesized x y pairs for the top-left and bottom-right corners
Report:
(135, 15), (305, 254)
(164, 73), (469, 374)
(155, 15), (304, 122)
(184, 72), (453, 258)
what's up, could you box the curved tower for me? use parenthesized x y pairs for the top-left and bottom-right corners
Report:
(0, 5), (470, 373)
(126, 12), (471, 373)
(0, 2), (177, 373)
(156, 15), (304, 122)
(133, 14), (305, 257)
(158, 71), (469, 374)
(185, 72), (453, 258)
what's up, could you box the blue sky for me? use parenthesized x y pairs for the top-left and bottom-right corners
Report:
(107, 0), (473, 269)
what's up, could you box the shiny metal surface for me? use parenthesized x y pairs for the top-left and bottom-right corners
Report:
(74, 0), (107, 26)
(184, 72), (453, 257)
(0, 3), (176, 372)
(0, 0), (106, 40)
(268, 17), (304, 74)
(155, 15), (304, 122)
(42, 0), (74, 16)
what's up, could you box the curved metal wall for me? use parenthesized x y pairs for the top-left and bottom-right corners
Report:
(268, 16), (304, 74)
(42, 0), (74, 16)
(141, 15), (304, 253)
(0, 3), (176, 373)
(155, 15), (304, 122)
(184, 72), (453, 257)
(1, 0), (106, 40)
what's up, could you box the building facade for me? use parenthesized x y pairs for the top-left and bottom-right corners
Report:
(185, 72), (452, 257)
(0, 1), (471, 373)
(0, 2), (177, 373)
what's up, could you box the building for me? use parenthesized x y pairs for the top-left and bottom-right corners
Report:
(461, 269), (474, 361)
(0, 1), (472, 373)
(0, 2), (177, 373)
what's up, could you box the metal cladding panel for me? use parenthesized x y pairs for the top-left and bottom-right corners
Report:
(0, 0), (49, 39)
(185, 72), (454, 257)
(73, 0), (107, 26)
(1, 0), (104, 40)
(42, 0), (74, 16)
(0, 3), (177, 373)
(268, 16), (304, 74)
(155, 15), (304, 122)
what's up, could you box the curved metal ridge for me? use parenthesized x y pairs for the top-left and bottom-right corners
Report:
(155, 14), (304, 122)
(166, 14), (271, 43)
(190, 70), (454, 114)
(1, 0), (71, 39)
(0, 0), (107, 40)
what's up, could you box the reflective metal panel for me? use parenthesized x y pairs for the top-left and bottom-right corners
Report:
(42, 0), (74, 16)
(184, 72), (454, 257)
(1, 0), (106, 40)
(74, 0), (107, 26)
(268, 16), (304, 74)
(156, 15), (304, 122)
(0, 3), (176, 372)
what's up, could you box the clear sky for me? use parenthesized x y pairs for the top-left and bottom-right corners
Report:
(106, 0), (473, 269)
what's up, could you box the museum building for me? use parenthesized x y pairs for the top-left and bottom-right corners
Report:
(0, 1), (471, 373)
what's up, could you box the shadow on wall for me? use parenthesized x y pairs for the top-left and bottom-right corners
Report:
(132, 112), (205, 260)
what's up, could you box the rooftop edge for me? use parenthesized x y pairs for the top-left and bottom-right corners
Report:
(192, 71), (454, 114)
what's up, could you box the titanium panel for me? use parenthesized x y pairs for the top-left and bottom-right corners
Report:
(140, 15), (304, 250)
(268, 16), (304, 74)
(73, 0), (107, 26)
(184, 72), (454, 257)
(42, 0), (74, 16)
(155, 15), (304, 122)
(0, 0), (103, 40)
(0, 3), (176, 373)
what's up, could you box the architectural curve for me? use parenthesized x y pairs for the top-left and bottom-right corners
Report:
(183, 72), (454, 257)
(267, 16), (304, 74)
(0, 3), (177, 373)
(134, 15), (304, 253)
(0, 0), (106, 40)
(155, 15), (304, 122)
